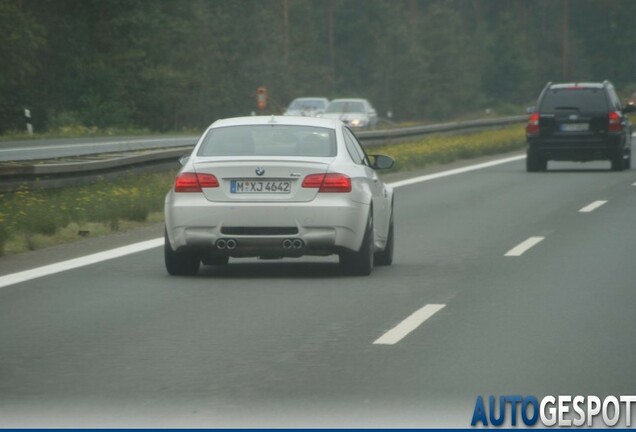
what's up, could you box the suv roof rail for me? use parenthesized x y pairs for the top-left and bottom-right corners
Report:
(538, 82), (553, 100)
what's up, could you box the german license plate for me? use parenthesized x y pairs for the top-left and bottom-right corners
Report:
(231, 180), (291, 194)
(561, 123), (589, 132)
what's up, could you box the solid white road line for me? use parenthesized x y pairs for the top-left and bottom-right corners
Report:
(374, 304), (446, 345)
(0, 238), (163, 289)
(578, 200), (607, 213)
(387, 155), (525, 188)
(504, 236), (545, 257)
(1, 154), (526, 289)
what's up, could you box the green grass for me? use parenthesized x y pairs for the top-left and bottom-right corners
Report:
(0, 171), (176, 256)
(371, 124), (525, 172)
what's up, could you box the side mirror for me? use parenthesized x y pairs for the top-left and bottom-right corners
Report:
(179, 155), (190, 166)
(370, 154), (394, 170)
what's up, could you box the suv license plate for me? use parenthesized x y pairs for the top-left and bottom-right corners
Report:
(231, 180), (291, 194)
(561, 123), (589, 132)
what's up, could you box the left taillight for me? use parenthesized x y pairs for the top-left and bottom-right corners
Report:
(174, 172), (219, 192)
(526, 112), (540, 136)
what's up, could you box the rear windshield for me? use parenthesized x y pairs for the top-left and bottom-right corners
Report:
(540, 88), (608, 113)
(288, 99), (326, 110)
(197, 125), (337, 157)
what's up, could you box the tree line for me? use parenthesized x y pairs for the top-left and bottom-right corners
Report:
(1, 0), (636, 134)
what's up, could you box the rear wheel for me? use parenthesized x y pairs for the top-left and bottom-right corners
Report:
(611, 149), (624, 171)
(340, 211), (374, 276)
(164, 229), (200, 276)
(374, 213), (394, 266)
(526, 149), (547, 172)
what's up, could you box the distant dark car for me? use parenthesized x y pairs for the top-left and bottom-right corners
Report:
(525, 81), (636, 172)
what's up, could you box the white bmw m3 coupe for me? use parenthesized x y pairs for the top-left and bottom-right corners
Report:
(164, 115), (395, 276)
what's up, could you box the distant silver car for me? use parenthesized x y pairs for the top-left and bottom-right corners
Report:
(319, 98), (378, 129)
(283, 97), (330, 117)
(164, 116), (395, 276)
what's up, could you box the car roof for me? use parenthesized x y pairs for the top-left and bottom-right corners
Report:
(549, 82), (605, 90)
(210, 115), (340, 129)
(329, 98), (368, 103)
(291, 97), (329, 101)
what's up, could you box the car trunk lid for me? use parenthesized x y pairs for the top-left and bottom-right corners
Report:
(193, 157), (331, 202)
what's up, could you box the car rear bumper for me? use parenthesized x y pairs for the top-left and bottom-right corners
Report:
(164, 192), (369, 257)
(527, 135), (624, 161)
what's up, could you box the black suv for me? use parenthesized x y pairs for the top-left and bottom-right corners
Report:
(526, 81), (636, 172)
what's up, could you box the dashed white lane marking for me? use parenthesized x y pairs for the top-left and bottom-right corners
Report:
(504, 236), (545, 257)
(579, 200), (607, 213)
(0, 238), (163, 289)
(373, 304), (446, 345)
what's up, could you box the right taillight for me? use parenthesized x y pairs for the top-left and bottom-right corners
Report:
(608, 111), (622, 133)
(526, 112), (540, 135)
(302, 173), (351, 193)
(174, 172), (219, 192)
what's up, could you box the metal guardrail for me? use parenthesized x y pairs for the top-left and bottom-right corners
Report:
(357, 115), (526, 145)
(0, 115), (527, 192)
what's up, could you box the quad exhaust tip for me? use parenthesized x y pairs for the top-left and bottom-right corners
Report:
(216, 238), (237, 250)
(282, 239), (305, 250)
(218, 238), (302, 250)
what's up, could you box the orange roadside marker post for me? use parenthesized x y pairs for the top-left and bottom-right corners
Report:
(257, 86), (268, 111)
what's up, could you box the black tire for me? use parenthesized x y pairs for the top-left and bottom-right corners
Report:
(537, 156), (547, 171)
(527, 149), (547, 172)
(340, 211), (374, 276)
(164, 229), (200, 276)
(374, 213), (394, 266)
(611, 150), (624, 171)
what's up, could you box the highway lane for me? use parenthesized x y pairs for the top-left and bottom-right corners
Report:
(0, 136), (197, 161)
(1, 155), (636, 427)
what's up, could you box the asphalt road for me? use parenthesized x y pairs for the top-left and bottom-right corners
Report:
(1, 154), (636, 427)
(0, 136), (197, 161)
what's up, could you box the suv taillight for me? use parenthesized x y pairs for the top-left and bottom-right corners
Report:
(174, 172), (219, 192)
(302, 173), (351, 193)
(608, 111), (622, 133)
(526, 112), (540, 135)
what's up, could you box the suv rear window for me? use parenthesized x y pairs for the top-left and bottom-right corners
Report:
(540, 88), (608, 113)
